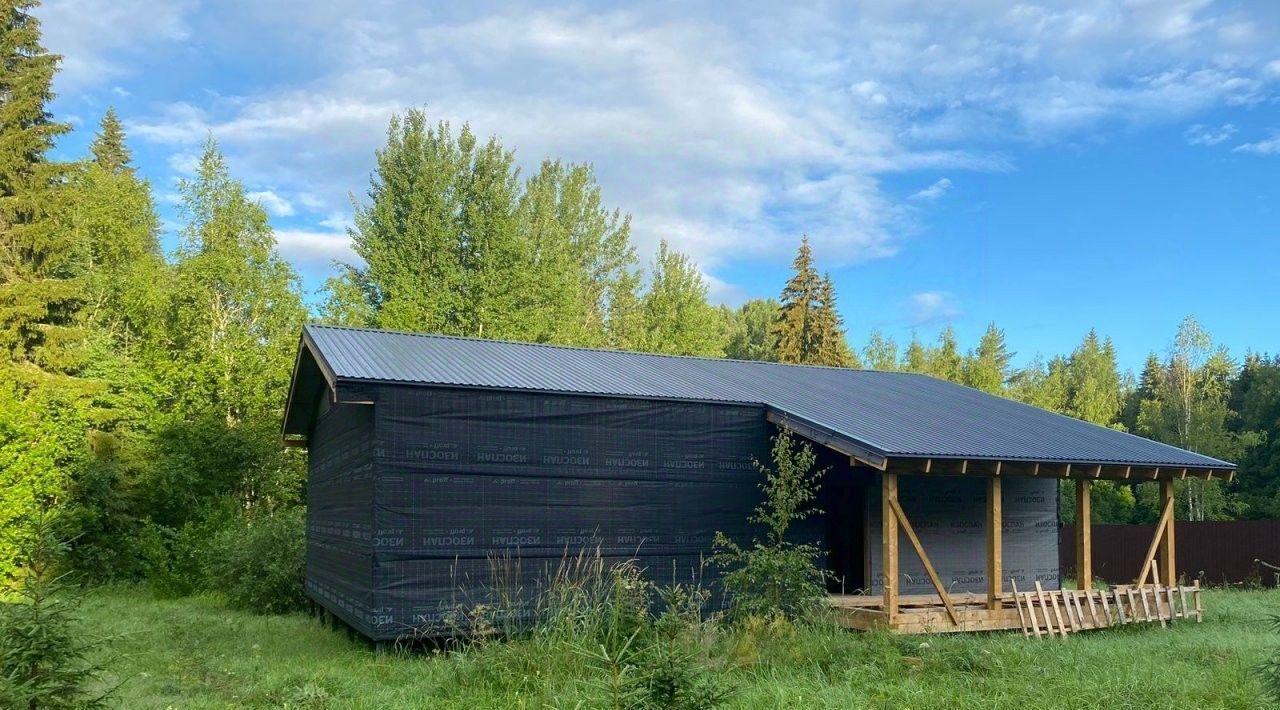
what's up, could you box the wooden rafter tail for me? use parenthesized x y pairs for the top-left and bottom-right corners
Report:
(889, 498), (959, 626)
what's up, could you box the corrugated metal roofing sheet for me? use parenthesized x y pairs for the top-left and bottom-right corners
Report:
(292, 325), (1234, 470)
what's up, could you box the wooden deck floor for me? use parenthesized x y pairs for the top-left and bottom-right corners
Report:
(827, 593), (1023, 634)
(826, 582), (1203, 636)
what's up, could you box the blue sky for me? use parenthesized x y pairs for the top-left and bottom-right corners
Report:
(39, 1), (1280, 372)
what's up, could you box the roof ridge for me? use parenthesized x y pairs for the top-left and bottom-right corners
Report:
(304, 323), (909, 375)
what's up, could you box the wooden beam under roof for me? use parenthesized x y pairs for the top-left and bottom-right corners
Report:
(765, 410), (889, 470)
(882, 457), (1232, 481)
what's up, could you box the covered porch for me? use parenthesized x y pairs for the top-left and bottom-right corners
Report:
(781, 410), (1230, 636)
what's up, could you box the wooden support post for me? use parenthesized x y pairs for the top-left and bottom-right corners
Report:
(987, 476), (1002, 610)
(1159, 479), (1177, 586)
(1076, 479), (1092, 591)
(888, 497), (960, 626)
(882, 471), (899, 625)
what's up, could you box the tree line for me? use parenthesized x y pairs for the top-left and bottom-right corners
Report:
(2, 0), (1278, 593)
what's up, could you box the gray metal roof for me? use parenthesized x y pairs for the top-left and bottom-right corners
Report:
(284, 324), (1234, 471)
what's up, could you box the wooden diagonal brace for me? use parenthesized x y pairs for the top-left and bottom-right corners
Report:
(1136, 493), (1174, 586)
(889, 497), (959, 625)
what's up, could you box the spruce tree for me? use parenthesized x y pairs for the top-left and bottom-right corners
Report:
(1121, 352), (1163, 431)
(0, 0), (94, 580)
(1066, 330), (1123, 426)
(811, 274), (858, 367)
(89, 106), (131, 174)
(772, 237), (821, 364)
(0, 0), (77, 376)
(72, 110), (163, 341)
(963, 323), (1012, 393)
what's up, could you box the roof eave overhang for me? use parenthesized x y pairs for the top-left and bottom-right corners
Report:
(280, 327), (341, 446)
(880, 455), (1235, 482)
(765, 408), (890, 470)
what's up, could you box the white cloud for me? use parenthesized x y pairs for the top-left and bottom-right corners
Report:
(38, 0), (192, 89)
(246, 190), (295, 217)
(908, 291), (961, 325)
(910, 178), (953, 201)
(273, 230), (356, 265)
(51, 1), (1280, 295)
(1234, 134), (1280, 155)
(1185, 123), (1237, 146)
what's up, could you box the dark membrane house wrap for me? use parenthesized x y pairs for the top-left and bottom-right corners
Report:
(284, 325), (1233, 641)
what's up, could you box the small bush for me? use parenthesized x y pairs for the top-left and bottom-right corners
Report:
(713, 428), (830, 622)
(207, 508), (307, 614)
(138, 501), (239, 598)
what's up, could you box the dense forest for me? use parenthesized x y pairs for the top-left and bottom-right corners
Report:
(1, 0), (1278, 600)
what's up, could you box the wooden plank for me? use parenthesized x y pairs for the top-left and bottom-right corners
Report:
(1193, 579), (1203, 622)
(1060, 592), (1077, 633)
(1138, 585), (1153, 623)
(889, 497), (959, 626)
(1097, 589), (1112, 627)
(1178, 585), (1190, 621)
(1084, 590), (1100, 628)
(885, 607), (1026, 634)
(987, 476), (1002, 610)
(883, 471), (899, 624)
(829, 607), (888, 631)
(1159, 480), (1177, 587)
(1037, 582), (1066, 637)
(1136, 494), (1174, 586)
(1076, 479), (1092, 590)
(1025, 591), (1043, 638)
(828, 592), (995, 609)
(1112, 588), (1126, 624)
(1150, 561), (1167, 628)
(1167, 585), (1178, 621)
(1127, 587), (1140, 623)
(1071, 591), (1088, 629)
(1034, 581), (1056, 637)
(1051, 591), (1069, 636)
(1010, 579), (1030, 638)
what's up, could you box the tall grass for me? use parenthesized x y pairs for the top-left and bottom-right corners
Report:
(79, 585), (1278, 709)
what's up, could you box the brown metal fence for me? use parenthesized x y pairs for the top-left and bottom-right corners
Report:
(1059, 520), (1280, 588)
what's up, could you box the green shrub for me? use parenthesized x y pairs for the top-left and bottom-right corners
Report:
(138, 501), (239, 597)
(558, 561), (731, 710)
(713, 428), (830, 622)
(207, 507), (307, 614)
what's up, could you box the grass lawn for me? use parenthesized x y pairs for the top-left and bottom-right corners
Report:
(83, 587), (1278, 709)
